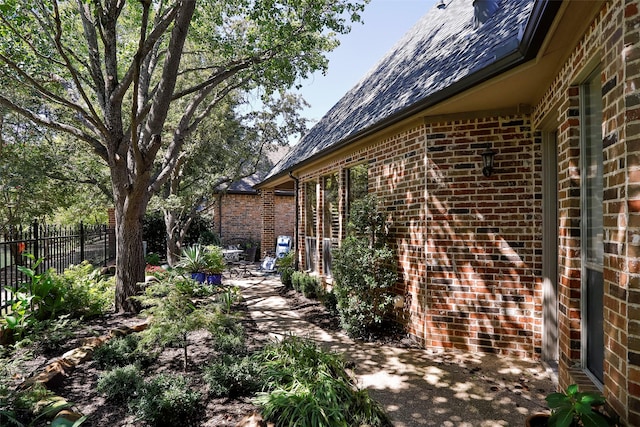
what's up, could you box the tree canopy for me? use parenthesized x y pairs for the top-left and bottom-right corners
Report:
(0, 0), (368, 312)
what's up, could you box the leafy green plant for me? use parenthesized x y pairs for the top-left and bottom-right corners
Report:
(276, 251), (295, 288)
(145, 252), (161, 266)
(203, 245), (226, 275)
(546, 384), (613, 427)
(59, 262), (114, 318)
(216, 286), (240, 314)
(93, 334), (155, 369)
(18, 255), (66, 321)
(332, 236), (397, 338)
(204, 354), (264, 398)
(177, 244), (207, 273)
(136, 281), (217, 370)
(97, 364), (144, 403)
(1, 287), (36, 341)
(331, 195), (398, 339)
(254, 336), (391, 427)
(131, 374), (201, 427)
(208, 312), (247, 355)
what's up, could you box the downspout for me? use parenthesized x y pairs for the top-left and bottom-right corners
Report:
(288, 171), (300, 271)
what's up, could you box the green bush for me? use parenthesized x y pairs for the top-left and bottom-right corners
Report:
(60, 262), (114, 318)
(276, 252), (294, 288)
(131, 374), (201, 427)
(254, 336), (391, 427)
(208, 312), (247, 355)
(97, 364), (143, 403)
(93, 334), (155, 369)
(204, 354), (263, 398)
(291, 271), (320, 298)
(332, 195), (398, 339)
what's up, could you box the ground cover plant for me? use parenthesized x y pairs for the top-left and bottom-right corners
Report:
(0, 264), (394, 426)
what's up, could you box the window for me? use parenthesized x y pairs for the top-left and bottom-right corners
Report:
(347, 163), (368, 217)
(580, 68), (604, 383)
(305, 181), (317, 238)
(304, 181), (317, 272)
(323, 173), (340, 277)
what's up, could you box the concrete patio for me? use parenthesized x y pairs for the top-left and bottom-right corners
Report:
(230, 271), (558, 427)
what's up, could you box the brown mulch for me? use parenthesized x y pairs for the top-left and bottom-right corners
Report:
(8, 286), (407, 427)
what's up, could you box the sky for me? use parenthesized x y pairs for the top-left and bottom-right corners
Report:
(294, 0), (437, 124)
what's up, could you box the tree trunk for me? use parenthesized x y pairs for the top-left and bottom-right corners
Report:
(114, 193), (147, 313)
(165, 210), (180, 267)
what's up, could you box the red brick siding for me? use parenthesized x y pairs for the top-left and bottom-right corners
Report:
(290, 117), (542, 359)
(422, 117), (542, 357)
(533, 0), (631, 422)
(261, 190), (275, 258)
(215, 193), (263, 243)
(274, 195), (295, 246)
(214, 192), (293, 257)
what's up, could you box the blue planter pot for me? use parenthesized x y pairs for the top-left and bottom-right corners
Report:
(191, 272), (206, 283)
(207, 273), (222, 285)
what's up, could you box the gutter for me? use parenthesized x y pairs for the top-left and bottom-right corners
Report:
(258, 0), (562, 188)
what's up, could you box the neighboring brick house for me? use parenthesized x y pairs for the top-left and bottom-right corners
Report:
(213, 146), (294, 255)
(256, 0), (639, 423)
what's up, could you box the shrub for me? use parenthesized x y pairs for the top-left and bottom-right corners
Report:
(276, 252), (294, 288)
(332, 196), (398, 339)
(291, 271), (320, 298)
(204, 354), (263, 398)
(136, 281), (215, 371)
(60, 262), (114, 318)
(254, 336), (391, 427)
(93, 334), (155, 369)
(97, 364), (143, 403)
(332, 236), (397, 338)
(208, 312), (247, 355)
(131, 374), (201, 427)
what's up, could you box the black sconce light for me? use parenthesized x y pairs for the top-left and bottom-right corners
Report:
(481, 146), (495, 177)
(437, 0), (447, 9)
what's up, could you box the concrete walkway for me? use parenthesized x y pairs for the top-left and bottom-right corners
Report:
(231, 271), (556, 427)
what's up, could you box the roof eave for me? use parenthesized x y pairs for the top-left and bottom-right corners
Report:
(257, 0), (562, 188)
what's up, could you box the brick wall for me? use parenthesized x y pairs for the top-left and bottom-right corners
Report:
(215, 192), (294, 257)
(422, 116), (542, 357)
(292, 115), (542, 359)
(533, 0), (632, 422)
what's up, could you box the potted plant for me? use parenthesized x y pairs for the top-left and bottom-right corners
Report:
(178, 245), (207, 283)
(526, 384), (614, 427)
(204, 245), (225, 285)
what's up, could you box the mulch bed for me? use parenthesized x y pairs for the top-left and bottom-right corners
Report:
(9, 286), (408, 426)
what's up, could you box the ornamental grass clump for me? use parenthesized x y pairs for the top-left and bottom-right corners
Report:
(254, 336), (392, 427)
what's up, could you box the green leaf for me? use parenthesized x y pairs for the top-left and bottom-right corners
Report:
(565, 384), (579, 396)
(549, 407), (575, 427)
(4, 315), (18, 328)
(580, 411), (611, 427)
(546, 392), (569, 409)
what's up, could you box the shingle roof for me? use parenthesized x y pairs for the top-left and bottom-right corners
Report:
(221, 145), (291, 194)
(263, 0), (538, 183)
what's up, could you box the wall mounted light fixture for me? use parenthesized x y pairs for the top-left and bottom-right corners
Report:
(481, 146), (496, 177)
(437, 0), (447, 9)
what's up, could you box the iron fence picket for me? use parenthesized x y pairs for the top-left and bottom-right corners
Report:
(0, 221), (114, 314)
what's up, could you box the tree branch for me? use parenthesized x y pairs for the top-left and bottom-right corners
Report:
(0, 95), (108, 160)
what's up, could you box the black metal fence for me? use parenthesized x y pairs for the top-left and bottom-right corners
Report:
(1, 221), (115, 311)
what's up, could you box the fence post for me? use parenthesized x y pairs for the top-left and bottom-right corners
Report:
(32, 220), (39, 262)
(80, 221), (85, 262)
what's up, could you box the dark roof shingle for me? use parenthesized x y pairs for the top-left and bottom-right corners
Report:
(264, 0), (535, 182)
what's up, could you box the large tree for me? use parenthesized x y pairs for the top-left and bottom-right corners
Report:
(0, 0), (367, 312)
